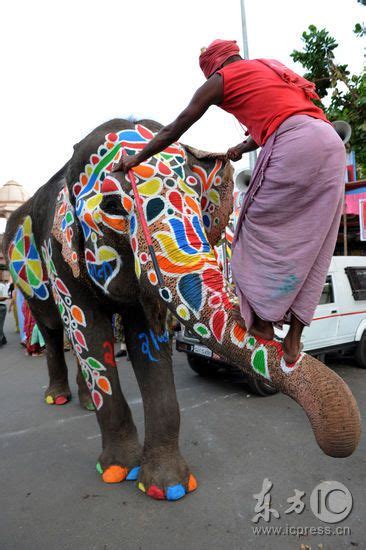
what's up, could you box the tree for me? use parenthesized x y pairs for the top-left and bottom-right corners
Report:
(291, 25), (366, 178)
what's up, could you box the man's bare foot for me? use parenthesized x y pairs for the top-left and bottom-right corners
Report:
(250, 318), (274, 341)
(282, 337), (303, 365)
(231, 307), (246, 328)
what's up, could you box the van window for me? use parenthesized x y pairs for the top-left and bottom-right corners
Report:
(319, 275), (334, 304)
(345, 267), (366, 301)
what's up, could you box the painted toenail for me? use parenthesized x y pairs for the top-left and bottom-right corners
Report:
(45, 395), (54, 404)
(147, 485), (165, 499)
(55, 396), (68, 405)
(166, 484), (186, 501)
(138, 482), (146, 493)
(102, 465), (128, 483)
(126, 466), (140, 480)
(188, 474), (198, 492)
(96, 462), (103, 475)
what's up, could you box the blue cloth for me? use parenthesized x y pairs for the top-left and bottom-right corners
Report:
(16, 289), (26, 343)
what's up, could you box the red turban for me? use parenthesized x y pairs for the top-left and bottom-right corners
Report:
(199, 39), (240, 78)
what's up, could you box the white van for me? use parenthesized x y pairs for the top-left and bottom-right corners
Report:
(176, 256), (366, 395)
(277, 256), (366, 366)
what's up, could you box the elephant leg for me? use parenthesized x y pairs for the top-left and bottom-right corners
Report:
(71, 306), (141, 482)
(27, 304), (71, 406)
(76, 358), (95, 411)
(70, 306), (140, 482)
(46, 255), (141, 482)
(122, 301), (197, 501)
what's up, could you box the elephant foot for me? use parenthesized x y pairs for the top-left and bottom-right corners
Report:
(78, 389), (95, 411)
(97, 437), (141, 484)
(44, 381), (71, 405)
(137, 452), (197, 501)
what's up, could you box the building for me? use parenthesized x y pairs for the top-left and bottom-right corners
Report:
(0, 180), (29, 282)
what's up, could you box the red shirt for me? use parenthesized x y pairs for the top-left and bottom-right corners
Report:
(217, 59), (328, 146)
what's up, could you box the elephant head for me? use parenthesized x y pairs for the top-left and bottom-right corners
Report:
(64, 118), (360, 458)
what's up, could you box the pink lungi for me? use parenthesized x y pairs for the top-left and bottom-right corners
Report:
(231, 114), (346, 329)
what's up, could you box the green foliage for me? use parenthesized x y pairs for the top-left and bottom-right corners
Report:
(291, 25), (366, 178)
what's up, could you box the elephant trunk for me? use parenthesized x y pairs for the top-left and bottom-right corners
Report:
(272, 354), (361, 457)
(122, 148), (361, 459)
(140, 264), (361, 457)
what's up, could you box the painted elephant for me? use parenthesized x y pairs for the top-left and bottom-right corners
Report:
(3, 118), (361, 501)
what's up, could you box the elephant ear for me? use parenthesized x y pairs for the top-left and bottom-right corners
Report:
(183, 144), (234, 246)
(51, 182), (81, 278)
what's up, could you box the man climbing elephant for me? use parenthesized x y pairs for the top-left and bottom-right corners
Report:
(112, 39), (346, 366)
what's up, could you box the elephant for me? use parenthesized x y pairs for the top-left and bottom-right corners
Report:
(3, 118), (361, 501)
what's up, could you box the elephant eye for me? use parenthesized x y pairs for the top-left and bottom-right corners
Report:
(100, 194), (128, 216)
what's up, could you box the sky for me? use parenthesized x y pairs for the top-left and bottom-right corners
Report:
(0, 0), (364, 231)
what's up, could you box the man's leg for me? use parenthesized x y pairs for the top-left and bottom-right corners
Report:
(231, 307), (275, 341)
(0, 304), (7, 346)
(250, 313), (274, 341)
(283, 315), (305, 364)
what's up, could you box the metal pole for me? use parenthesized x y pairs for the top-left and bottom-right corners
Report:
(239, 0), (257, 170)
(343, 204), (348, 256)
(239, 0), (250, 59)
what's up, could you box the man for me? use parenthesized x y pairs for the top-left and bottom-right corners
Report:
(0, 279), (8, 346)
(112, 39), (345, 365)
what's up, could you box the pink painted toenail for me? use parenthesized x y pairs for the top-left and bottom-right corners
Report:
(147, 485), (165, 500)
(55, 396), (68, 405)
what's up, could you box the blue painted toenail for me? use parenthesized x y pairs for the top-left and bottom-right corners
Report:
(166, 484), (186, 501)
(126, 466), (140, 481)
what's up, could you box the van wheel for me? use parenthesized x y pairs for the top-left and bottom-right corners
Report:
(187, 355), (219, 376)
(246, 376), (279, 396)
(355, 331), (366, 368)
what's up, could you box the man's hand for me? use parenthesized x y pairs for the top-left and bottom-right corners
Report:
(111, 154), (140, 174)
(226, 136), (259, 161)
(226, 142), (246, 162)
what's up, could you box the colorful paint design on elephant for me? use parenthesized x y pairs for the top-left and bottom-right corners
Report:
(71, 125), (238, 348)
(191, 160), (223, 233)
(72, 123), (303, 381)
(52, 186), (80, 277)
(42, 239), (113, 409)
(138, 329), (170, 362)
(8, 216), (49, 300)
(70, 124), (187, 290)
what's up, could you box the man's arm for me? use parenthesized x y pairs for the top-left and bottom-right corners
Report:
(226, 136), (259, 161)
(112, 74), (223, 172)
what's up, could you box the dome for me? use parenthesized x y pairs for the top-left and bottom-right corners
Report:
(0, 180), (29, 218)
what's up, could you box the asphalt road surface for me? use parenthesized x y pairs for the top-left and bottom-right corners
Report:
(1, 313), (365, 550)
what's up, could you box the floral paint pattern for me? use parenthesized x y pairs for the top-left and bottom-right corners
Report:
(42, 239), (112, 409)
(69, 123), (303, 381)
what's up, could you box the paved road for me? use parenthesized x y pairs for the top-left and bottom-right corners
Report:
(1, 313), (365, 550)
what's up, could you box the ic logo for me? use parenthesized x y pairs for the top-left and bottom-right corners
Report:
(310, 481), (353, 523)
